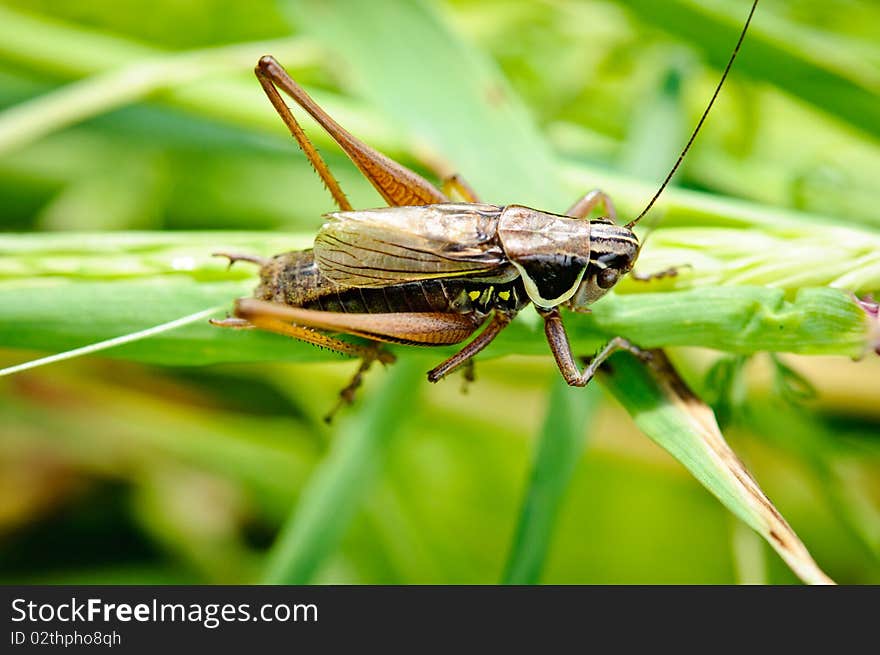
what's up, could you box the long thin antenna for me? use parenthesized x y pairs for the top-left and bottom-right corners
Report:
(626, 0), (759, 229)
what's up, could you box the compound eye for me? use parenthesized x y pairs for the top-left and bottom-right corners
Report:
(596, 268), (619, 289)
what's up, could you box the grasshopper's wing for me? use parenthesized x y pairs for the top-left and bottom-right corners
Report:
(314, 203), (507, 287)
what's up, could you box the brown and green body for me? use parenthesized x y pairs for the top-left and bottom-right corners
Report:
(229, 192), (641, 390)
(214, 2), (756, 416)
(254, 248), (527, 345)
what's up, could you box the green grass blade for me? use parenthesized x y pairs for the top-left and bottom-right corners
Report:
(574, 286), (874, 358)
(1, 220), (876, 369)
(502, 378), (600, 584)
(0, 278), (342, 367)
(1, 278), (873, 369)
(599, 350), (833, 584)
(0, 38), (316, 156)
(261, 356), (423, 584)
(0, 5), (401, 156)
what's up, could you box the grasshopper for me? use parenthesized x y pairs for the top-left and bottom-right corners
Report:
(213, 1), (758, 418)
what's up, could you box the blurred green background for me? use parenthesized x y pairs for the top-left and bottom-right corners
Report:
(1, 0), (879, 584)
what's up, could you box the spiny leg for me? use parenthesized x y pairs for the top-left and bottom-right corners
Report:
(235, 298), (482, 348)
(324, 343), (389, 424)
(254, 59), (352, 211)
(232, 310), (396, 420)
(565, 188), (617, 223)
(256, 56), (447, 208)
(441, 174), (481, 203)
(211, 314), (392, 411)
(539, 307), (644, 387)
(243, 312), (394, 363)
(427, 311), (512, 383)
(251, 316), (394, 421)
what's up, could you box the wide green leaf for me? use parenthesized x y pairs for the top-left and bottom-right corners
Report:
(600, 350), (834, 584)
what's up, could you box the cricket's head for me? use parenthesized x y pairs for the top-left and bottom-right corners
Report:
(566, 221), (639, 309)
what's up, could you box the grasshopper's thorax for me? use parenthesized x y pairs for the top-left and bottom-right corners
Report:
(497, 206), (638, 310)
(566, 221), (639, 310)
(498, 205), (593, 309)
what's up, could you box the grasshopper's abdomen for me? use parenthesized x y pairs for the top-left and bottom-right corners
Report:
(256, 250), (527, 317)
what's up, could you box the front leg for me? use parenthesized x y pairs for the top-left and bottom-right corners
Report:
(539, 307), (644, 387)
(565, 188), (617, 222)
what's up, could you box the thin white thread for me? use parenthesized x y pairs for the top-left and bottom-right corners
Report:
(0, 306), (222, 377)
